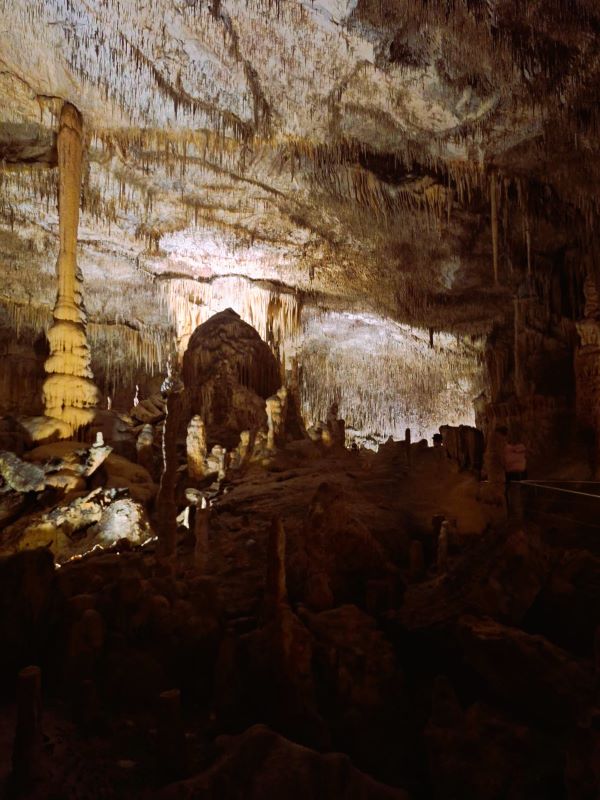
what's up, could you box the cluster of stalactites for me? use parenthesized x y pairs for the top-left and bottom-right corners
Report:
(0, 0), (254, 136)
(160, 277), (302, 362)
(0, 296), (172, 394)
(299, 315), (485, 444)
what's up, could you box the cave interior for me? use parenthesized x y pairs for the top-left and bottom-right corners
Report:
(0, 1), (599, 798)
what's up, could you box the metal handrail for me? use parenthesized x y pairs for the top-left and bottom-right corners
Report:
(518, 481), (600, 500)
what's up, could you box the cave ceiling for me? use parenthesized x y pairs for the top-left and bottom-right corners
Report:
(0, 0), (599, 346)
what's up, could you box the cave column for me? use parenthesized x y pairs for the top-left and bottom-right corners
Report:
(43, 102), (99, 431)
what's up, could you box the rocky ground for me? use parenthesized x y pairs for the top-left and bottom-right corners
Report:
(0, 427), (598, 799)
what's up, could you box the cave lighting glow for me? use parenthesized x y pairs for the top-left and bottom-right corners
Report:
(300, 310), (483, 446)
(158, 259), (483, 446)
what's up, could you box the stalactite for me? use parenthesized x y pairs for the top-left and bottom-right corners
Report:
(0, 296), (172, 396)
(88, 323), (172, 391)
(43, 103), (100, 431)
(159, 276), (301, 360)
(2, 0), (597, 458)
(299, 310), (484, 445)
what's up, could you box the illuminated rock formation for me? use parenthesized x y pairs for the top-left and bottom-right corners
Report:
(186, 415), (208, 481)
(229, 430), (251, 470)
(42, 103), (99, 431)
(0, 487), (152, 564)
(182, 309), (280, 451)
(266, 388), (287, 452)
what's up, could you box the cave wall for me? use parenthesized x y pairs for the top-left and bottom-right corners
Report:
(476, 239), (597, 475)
(0, 330), (45, 418)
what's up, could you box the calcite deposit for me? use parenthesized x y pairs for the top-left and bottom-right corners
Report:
(42, 103), (99, 431)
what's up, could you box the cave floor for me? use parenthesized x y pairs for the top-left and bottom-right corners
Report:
(0, 440), (597, 800)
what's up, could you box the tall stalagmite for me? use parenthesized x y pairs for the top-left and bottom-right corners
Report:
(43, 103), (99, 431)
(156, 360), (185, 562)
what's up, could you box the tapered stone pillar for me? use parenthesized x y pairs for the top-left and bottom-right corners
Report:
(185, 489), (210, 573)
(43, 103), (99, 431)
(186, 415), (208, 480)
(265, 515), (287, 618)
(156, 360), (185, 562)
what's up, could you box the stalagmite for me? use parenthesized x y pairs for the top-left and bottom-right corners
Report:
(186, 415), (208, 480)
(265, 516), (288, 618)
(156, 360), (185, 562)
(43, 103), (99, 431)
(186, 489), (210, 573)
(229, 430), (251, 470)
(205, 445), (227, 480)
(136, 424), (154, 474)
(322, 402), (345, 448)
(194, 503), (210, 573)
(266, 388), (287, 451)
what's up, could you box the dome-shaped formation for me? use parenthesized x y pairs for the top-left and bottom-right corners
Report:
(182, 308), (281, 450)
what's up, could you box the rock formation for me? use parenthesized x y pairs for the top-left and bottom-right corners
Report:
(42, 103), (99, 431)
(266, 387), (287, 451)
(156, 361), (185, 562)
(135, 424), (154, 474)
(294, 481), (398, 611)
(156, 725), (409, 800)
(186, 415), (208, 480)
(182, 309), (280, 451)
(264, 515), (288, 617)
